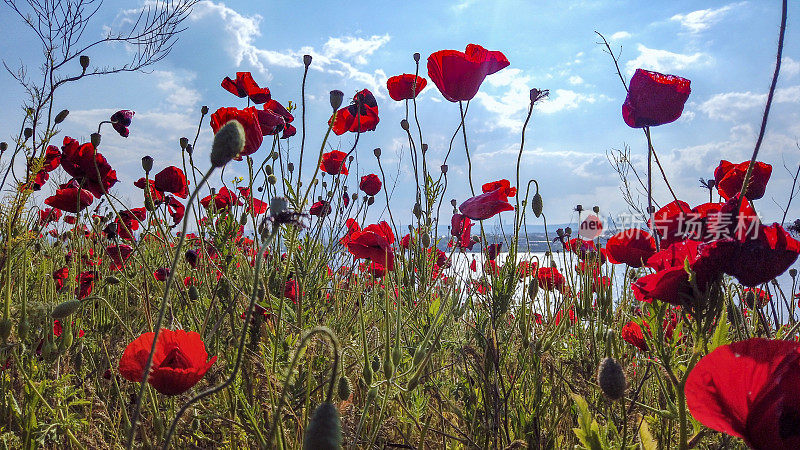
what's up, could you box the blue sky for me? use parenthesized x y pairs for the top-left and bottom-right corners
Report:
(1, 0), (798, 227)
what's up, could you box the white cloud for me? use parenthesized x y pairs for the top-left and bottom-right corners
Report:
(670, 2), (745, 33)
(152, 70), (199, 109)
(568, 75), (584, 85)
(783, 57), (800, 78)
(610, 31), (631, 40)
(625, 44), (712, 74)
(536, 89), (598, 114)
(698, 85), (800, 121)
(322, 35), (391, 65)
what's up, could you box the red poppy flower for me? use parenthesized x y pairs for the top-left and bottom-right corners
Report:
(605, 229), (657, 267)
(536, 267), (565, 291)
(742, 287), (771, 309)
(359, 173), (381, 196)
(386, 74), (427, 101)
(481, 179), (516, 197)
(256, 99), (294, 136)
(427, 44), (510, 102)
(650, 200), (691, 248)
(154, 267), (171, 281)
(166, 196), (185, 225)
(45, 186), (94, 213)
(154, 166), (189, 199)
(459, 187), (514, 220)
(451, 213), (474, 249)
(329, 89), (380, 135)
(631, 265), (691, 306)
(110, 110), (134, 137)
(53, 320), (84, 338)
(105, 244), (133, 271)
(60, 137), (118, 198)
(38, 208), (62, 226)
(320, 150), (349, 175)
(712, 223), (800, 287)
(75, 271), (96, 299)
(714, 160), (772, 201)
(246, 197), (268, 215)
(621, 321), (649, 352)
(221, 72), (271, 104)
(53, 267), (69, 292)
(309, 200), (332, 217)
(686, 338), (800, 450)
(345, 221), (395, 271)
(200, 187), (240, 211)
(281, 124), (296, 139)
(646, 239), (702, 271)
(41, 145), (61, 172)
(622, 69), (691, 128)
(210, 107), (263, 158)
(118, 329), (217, 396)
(134, 177), (166, 204)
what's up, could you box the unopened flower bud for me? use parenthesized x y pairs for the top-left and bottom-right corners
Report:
(141, 155), (153, 173)
(210, 120), (245, 168)
(90, 133), (101, 148)
(303, 402), (342, 450)
(564, 227), (572, 236)
(179, 137), (189, 149)
(201, 105), (209, 115)
(185, 143), (193, 155)
(532, 193), (543, 217)
(105, 276), (120, 285)
(0, 142), (7, 152)
(527, 280), (539, 300)
(79, 55), (90, 71)
(188, 285), (200, 300)
(413, 203), (422, 218)
(330, 90), (344, 111)
(337, 375), (352, 401)
(421, 143), (428, 153)
(287, 162), (294, 172)
(54, 109), (69, 124)
(597, 357), (626, 401)
(450, 199), (457, 207)
(51, 300), (82, 319)
(575, 204), (583, 213)
(367, 196), (374, 206)
(400, 119), (409, 131)
(441, 164), (448, 174)
(24, 128), (33, 140)
(0, 319), (11, 341)
(413, 52), (421, 62)
(373, 147), (381, 158)
(421, 232), (431, 248)
(265, 165), (273, 176)
(268, 174), (277, 185)
(303, 54), (312, 67)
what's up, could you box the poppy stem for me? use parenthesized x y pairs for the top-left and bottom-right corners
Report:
(298, 60), (310, 187)
(459, 101), (476, 196)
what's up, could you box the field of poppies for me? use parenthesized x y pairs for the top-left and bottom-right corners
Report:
(1, 4), (800, 449)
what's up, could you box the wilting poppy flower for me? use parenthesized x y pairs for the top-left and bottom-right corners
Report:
(329, 89), (380, 135)
(221, 72), (271, 104)
(359, 174), (381, 196)
(154, 166), (189, 199)
(459, 187), (514, 220)
(486, 243), (502, 261)
(154, 267), (171, 281)
(210, 107), (263, 158)
(200, 187), (240, 211)
(45, 186), (94, 213)
(345, 221), (395, 270)
(75, 271), (96, 299)
(714, 160), (772, 201)
(622, 69), (691, 128)
(166, 196), (185, 225)
(110, 110), (135, 137)
(309, 200), (332, 217)
(621, 321), (649, 352)
(320, 150), (349, 175)
(427, 44), (510, 102)
(605, 229), (656, 267)
(686, 338), (800, 450)
(281, 124), (296, 139)
(386, 74), (427, 101)
(105, 244), (133, 271)
(59, 137), (118, 198)
(118, 329), (217, 396)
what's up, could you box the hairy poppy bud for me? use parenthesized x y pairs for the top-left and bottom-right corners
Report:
(597, 357), (626, 401)
(188, 285), (200, 300)
(54, 109), (69, 124)
(593, 205), (600, 214)
(271, 151), (279, 160)
(527, 280), (539, 301)
(371, 355), (381, 373)
(24, 128), (33, 140)
(383, 355), (394, 379)
(303, 54), (312, 67)
(373, 147), (381, 158)
(210, 120), (246, 168)
(0, 318), (12, 341)
(400, 119), (410, 131)
(330, 90), (344, 111)
(79, 55), (90, 71)
(441, 164), (448, 174)
(406, 373), (420, 391)
(531, 193), (543, 217)
(51, 300), (82, 319)
(367, 196), (374, 206)
(105, 276), (120, 285)
(264, 165), (273, 176)
(179, 137), (189, 150)
(201, 105), (209, 115)
(421, 232), (431, 248)
(185, 143), (193, 155)
(287, 162), (294, 172)
(413, 52), (421, 62)
(413, 203), (422, 219)
(239, 212), (248, 226)
(337, 375), (351, 401)
(421, 143), (428, 153)
(362, 364), (373, 385)
(0, 142), (7, 152)
(366, 386), (378, 403)
(90, 133), (101, 148)
(790, 269), (797, 278)
(57, 324), (74, 353)
(141, 155), (153, 173)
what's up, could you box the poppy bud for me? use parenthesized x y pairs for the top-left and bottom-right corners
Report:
(450, 199), (457, 207)
(303, 54), (312, 67)
(201, 105), (209, 115)
(265, 165), (273, 176)
(348, 155), (354, 162)
(527, 280), (538, 301)
(597, 357), (626, 401)
(287, 162), (294, 172)
(270, 196), (289, 217)
(564, 227), (572, 236)
(790, 269), (797, 278)
(531, 193), (543, 217)
(57, 324), (74, 353)
(0, 142), (6, 152)
(105, 276), (120, 285)
(406, 373), (420, 391)
(556, 228), (564, 238)
(400, 119), (410, 131)
(413, 203), (422, 218)
(24, 128), (33, 140)
(421, 232), (431, 248)
(337, 375), (351, 401)
(79, 55), (90, 71)
(188, 285), (200, 300)
(90, 133), (101, 148)
(185, 143), (193, 155)
(593, 206), (600, 214)
(179, 137), (189, 150)
(210, 120), (246, 168)
(240, 212), (248, 226)
(371, 355), (381, 373)
(367, 196), (374, 206)
(441, 164), (448, 174)
(413, 52), (421, 62)
(330, 90), (344, 111)
(271, 151), (279, 160)
(421, 143), (428, 153)
(373, 147), (381, 158)
(575, 204), (583, 213)
(362, 364), (373, 385)
(54, 109), (69, 124)
(51, 300), (82, 319)
(383, 355), (394, 379)
(366, 386), (378, 403)
(0, 318), (12, 341)
(326, 190), (333, 198)
(351, 193), (358, 201)
(141, 155), (153, 173)
(18, 319), (29, 340)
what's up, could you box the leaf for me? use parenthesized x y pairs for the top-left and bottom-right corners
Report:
(709, 302), (730, 352)
(638, 415), (657, 450)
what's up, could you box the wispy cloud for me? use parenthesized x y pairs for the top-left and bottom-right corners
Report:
(610, 31), (631, 40)
(322, 35), (391, 65)
(698, 85), (800, 121)
(625, 44), (712, 74)
(670, 2), (746, 33)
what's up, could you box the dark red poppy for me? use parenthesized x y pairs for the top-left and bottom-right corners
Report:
(345, 221), (395, 271)
(536, 267), (565, 291)
(60, 137), (118, 198)
(210, 107), (263, 158)
(284, 279), (298, 303)
(154, 267), (170, 281)
(281, 124), (296, 139)
(427, 44), (510, 102)
(38, 208), (62, 226)
(134, 177), (166, 204)
(154, 166), (189, 199)
(256, 99), (294, 136)
(329, 89), (380, 135)
(221, 72), (271, 104)
(622, 69), (691, 128)
(75, 271), (96, 299)
(605, 229), (657, 267)
(359, 174), (381, 196)
(41, 145), (61, 172)
(185, 249), (199, 269)
(166, 196), (185, 225)
(320, 150), (349, 175)
(200, 187), (241, 211)
(309, 200), (332, 217)
(106, 244), (133, 271)
(710, 223), (800, 287)
(451, 213), (474, 249)
(621, 321), (649, 352)
(631, 265), (691, 305)
(486, 243), (502, 261)
(386, 74), (427, 101)
(686, 338), (800, 450)
(714, 160), (772, 201)
(118, 329), (217, 396)
(53, 267), (69, 292)
(110, 110), (134, 137)
(459, 187), (514, 220)
(45, 186), (94, 213)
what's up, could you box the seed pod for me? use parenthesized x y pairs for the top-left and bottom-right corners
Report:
(413, 203), (422, 219)
(412, 343), (426, 367)
(373, 147), (381, 158)
(179, 137), (189, 149)
(240, 212), (248, 226)
(597, 357), (626, 401)
(441, 164), (448, 174)
(337, 375), (352, 401)
(406, 373), (420, 391)
(593, 205), (600, 214)
(188, 285), (200, 300)
(201, 105), (209, 115)
(90, 133), (101, 148)
(400, 119), (410, 131)
(0, 318), (12, 341)
(51, 299), (82, 319)
(268, 174), (277, 185)
(287, 162), (295, 172)
(383, 355), (394, 379)
(54, 109), (69, 124)
(531, 193), (543, 218)
(79, 55), (90, 71)
(210, 120), (246, 168)
(790, 269), (797, 278)
(329, 90), (344, 111)
(141, 155), (154, 173)
(392, 344), (402, 366)
(303, 54), (312, 67)
(24, 128), (33, 139)
(0, 142), (6, 152)
(265, 164), (273, 176)
(420, 232), (431, 248)
(185, 144), (193, 155)
(413, 52), (421, 62)
(367, 196), (374, 206)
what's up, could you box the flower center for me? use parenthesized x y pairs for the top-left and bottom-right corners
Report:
(159, 346), (192, 370)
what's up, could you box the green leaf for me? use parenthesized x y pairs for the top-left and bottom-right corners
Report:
(709, 302), (730, 352)
(638, 415), (657, 450)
